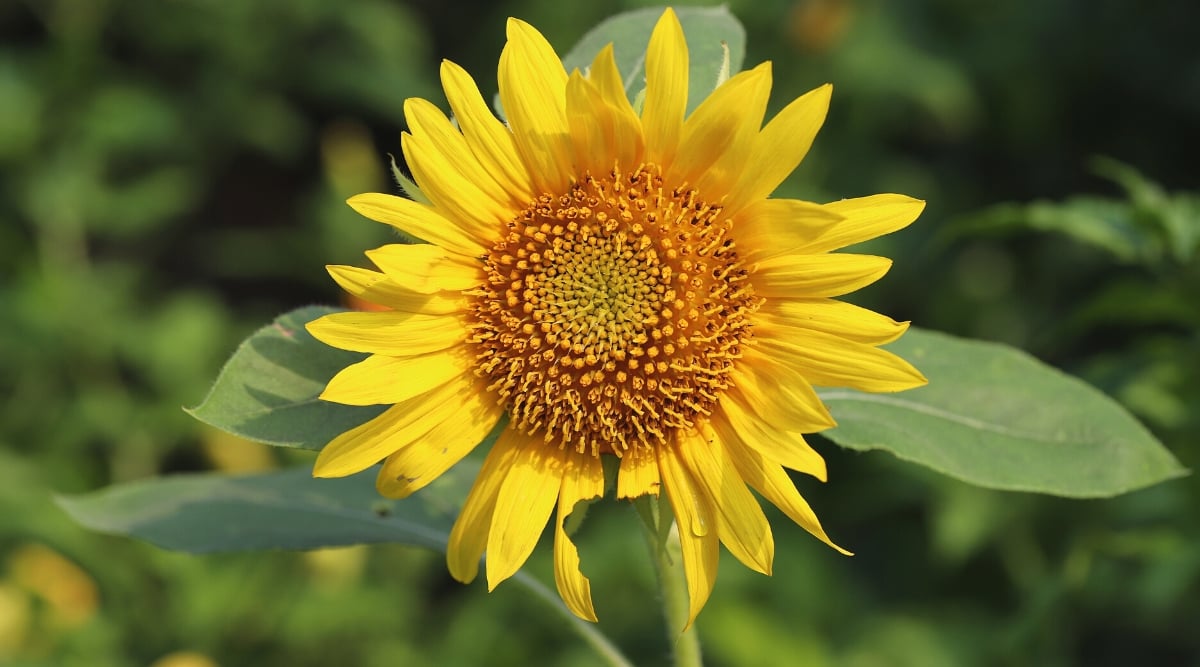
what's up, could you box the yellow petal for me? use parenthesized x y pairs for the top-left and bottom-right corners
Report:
(440, 59), (535, 204)
(725, 83), (832, 214)
(670, 63), (772, 198)
(565, 71), (613, 177)
(759, 328), (928, 392)
(447, 426), (524, 583)
(347, 193), (483, 258)
(713, 395), (828, 481)
(320, 348), (469, 406)
(326, 265), (466, 315)
(729, 346), (836, 433)
(753, 253), (892, 298)
(553, 448), (605, 622)
(486, 432), (565, 590)
(307, 310), (464, 356)
(499, 18), (572, 194)
(364, 243), (482, 294)
(617, 444), (661, 499)
(586, 44), (644, 168)
(375, 378), (503, 498)
(676, 425), (773, 575)
(801, 194), (926, 253)
(313, 377), (476, 477)
(723, 434), (851, 555)
(758, 297), (909, 345)
(657, 436), (719, 628)
(404, 99), (520, 231)
(734, 198), (844, 262)
(588, 44), (633, 111)
(641, 8), (688, 168)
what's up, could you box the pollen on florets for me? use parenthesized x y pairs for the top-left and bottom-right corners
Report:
(467, 164), (761, 456)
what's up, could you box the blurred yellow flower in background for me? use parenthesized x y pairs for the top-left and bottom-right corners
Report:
(308, 8), (925, 623)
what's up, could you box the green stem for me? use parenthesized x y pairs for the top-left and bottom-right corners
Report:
(639, 495), (703, 667)
(510, 570), (635, 667)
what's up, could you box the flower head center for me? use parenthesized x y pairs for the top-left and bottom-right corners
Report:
(468, 164), (761, 456)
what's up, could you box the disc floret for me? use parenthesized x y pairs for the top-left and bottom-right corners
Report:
(469, 164), (762, 456)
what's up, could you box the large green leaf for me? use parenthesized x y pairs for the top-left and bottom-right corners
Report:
(817, 328), (1188, 497)
(57, 462), (477, 553)
(187, 306), (386, 450)
(561, 6), (746, 114)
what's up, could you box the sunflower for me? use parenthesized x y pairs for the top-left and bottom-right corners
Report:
(307, 8), (926, 623)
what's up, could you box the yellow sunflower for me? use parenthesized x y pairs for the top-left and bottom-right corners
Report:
(307, 8), (926, 623)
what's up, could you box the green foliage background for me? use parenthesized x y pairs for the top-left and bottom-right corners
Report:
(2, 0), (1198, 665)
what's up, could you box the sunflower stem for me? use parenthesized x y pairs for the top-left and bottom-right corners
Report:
(510, 570), (635, 667)
(639, 495), (704, 667)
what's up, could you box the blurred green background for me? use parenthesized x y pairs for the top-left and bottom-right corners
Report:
(2, 0), (1198, 665)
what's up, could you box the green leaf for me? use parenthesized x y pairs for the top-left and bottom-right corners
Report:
(1092, 158), (1200, 263)
(57, 462), (477, 553)
(817, 328), (1188, 497)
(1163, 193), (1200, 262)
(951, 160), (1200, 267)
(561, 6), (746, 114)
(187, 306), (386, 450)
(953, 197), (1160, 264)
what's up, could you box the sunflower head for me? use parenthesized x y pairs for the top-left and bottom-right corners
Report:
(307, 8), (926, 624)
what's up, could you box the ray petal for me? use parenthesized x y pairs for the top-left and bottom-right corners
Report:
(734, 198), (844, 262)
(725, 83), (832, 214)
(712, 397), (829, 482)
(486, 431), (566, 590)
(565, 71), (614, 177)
(670, 63), (772, 198)
(587, 44), (644, 168)
(404, 98), (521, 225)
(728, 346), (836, 433)
(363, 243), (482, 294)
(641, 8), (688, 168)
(447, 426), (524, 583)
(553, 448), (605, 622)
(758, 297), (909, 345)
(617, 445), (662, 499)
(676, 425), (774, 575)
(347, 193), (484, 258)
(753, 253), (893, 298)
(758, 329), (928, 392)
(319, 348), (469, 406)
(801, 194), (926, 253)
(313, 377), (476, 478)
(723, 434), (851, 555)
(326, 265), (467, 315)
(657, 436), (719, 628)
(499, 18), (572, 194)
(307, 310), (465, 356)
(375, 379), (504, 498)
(440, 59), (535, 204)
